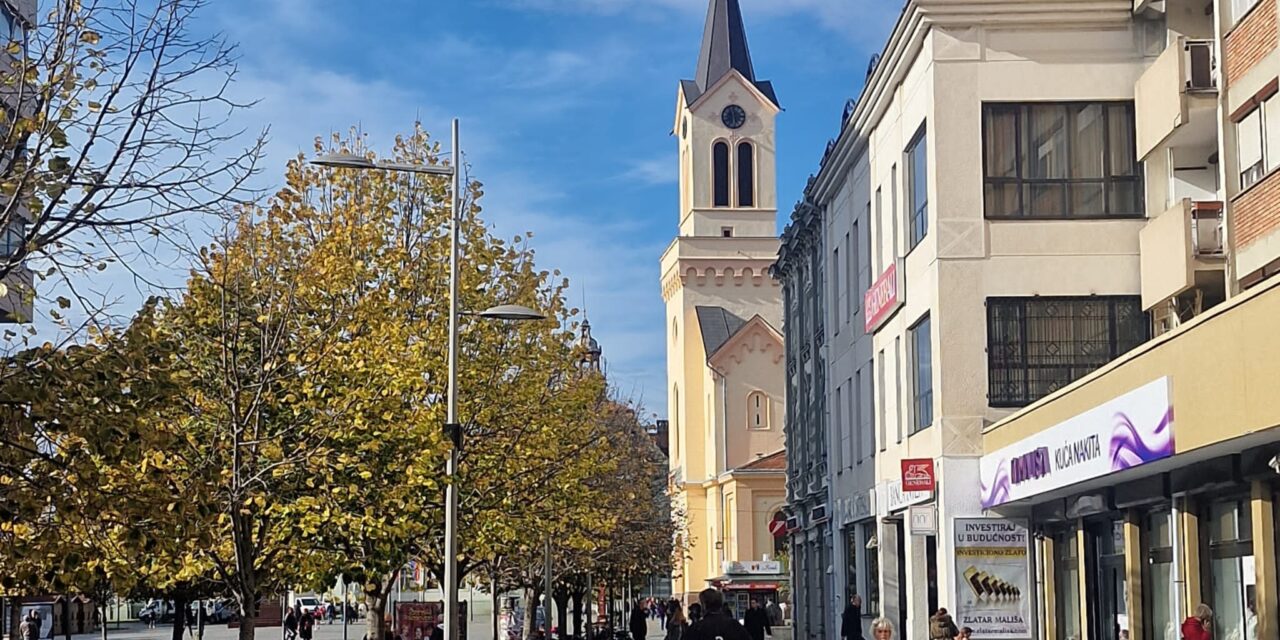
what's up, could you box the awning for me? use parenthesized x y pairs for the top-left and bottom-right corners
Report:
(707, 574), (789, 590)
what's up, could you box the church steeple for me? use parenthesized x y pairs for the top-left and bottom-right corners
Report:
(684, 0), (779, 108)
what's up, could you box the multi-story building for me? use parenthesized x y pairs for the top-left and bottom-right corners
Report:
(662, 0), (789, 610)
(980, 3), (1280, 640)
(781, 2), (1173, 639)
(0, 0), (34, 323)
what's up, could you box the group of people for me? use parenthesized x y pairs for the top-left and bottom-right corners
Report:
(631, 590), (776, 640)
(283, 603), (319, 640)
(839, 596), (973, 640)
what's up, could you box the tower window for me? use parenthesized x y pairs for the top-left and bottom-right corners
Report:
(747, 391), (770, 430)
(721, 227), (734, 238)
(737, 141), (755, 207)
(713, 141), (731, 207)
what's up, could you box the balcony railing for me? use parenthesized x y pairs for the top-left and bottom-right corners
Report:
(1191, 201), (1225, 256)
(1184, 40), (1217, 92)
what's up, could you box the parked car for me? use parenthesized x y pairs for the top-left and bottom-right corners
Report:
(293, 596), (324, 617)
(139, 601), (175, 624)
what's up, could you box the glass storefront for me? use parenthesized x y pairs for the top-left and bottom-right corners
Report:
(845, 527), (858, 601)
(1087, 519), (1128, 640)
(1204, 498), (1254, 640)
(1144, 510), (1175, 640)
(1055, 530), (1081, 640)
(864, 523), (880, 617)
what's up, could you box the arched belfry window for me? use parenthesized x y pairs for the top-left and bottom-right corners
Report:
(713, 141), (731, 207)
(737, 141), (755, 207)
(748, 390), (770, 430)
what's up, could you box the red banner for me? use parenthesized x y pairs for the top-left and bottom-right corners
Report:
(864, 262), (901, 333)
(901, 458), (936, 492)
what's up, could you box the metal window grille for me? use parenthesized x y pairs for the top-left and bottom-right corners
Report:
(987, 297), (1149, 407)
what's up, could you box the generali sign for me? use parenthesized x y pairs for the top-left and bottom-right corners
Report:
(864, 262), (903, 333)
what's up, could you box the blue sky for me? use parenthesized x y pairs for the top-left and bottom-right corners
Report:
(188, 0), (899, 415)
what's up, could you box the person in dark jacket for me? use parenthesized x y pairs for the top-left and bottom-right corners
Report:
(687, 604), (703, 626)
(928, 608), (958, 640)
(298, 608), (316, 640)
(665, 603), (688, 640)
(743, 600), (772, 640)
(685, 589), (750, 640)
(630, 601), (649, 640)
(841, 595), (864, 640)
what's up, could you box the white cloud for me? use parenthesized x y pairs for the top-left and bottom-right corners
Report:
(621, 153), (677, 186)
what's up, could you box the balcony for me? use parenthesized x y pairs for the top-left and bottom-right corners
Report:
(1136, 37), (1219, 160)
(1140, 199), (1227, 311)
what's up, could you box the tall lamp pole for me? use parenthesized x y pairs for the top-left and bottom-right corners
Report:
(311, 119), (545, 640)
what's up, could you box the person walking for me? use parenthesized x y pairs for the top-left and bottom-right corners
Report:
(685, 590), (749, 640)
(958, 628), (973, 640)
(20, 610), (41, 640)
(283, 606), (299, 640)
(665, 603), (688, 640)
(841, 595), (864, 640)
(630, 601), (649, 640)
(1182, 604), (1213, 640)
(765, 600), (781, 628)
(298, 606), (316, 640)
(929, 608), (958, 640)
(871, 619), (894, 640)
(687, 604), (703, 626)
(743, 600), (772, 640)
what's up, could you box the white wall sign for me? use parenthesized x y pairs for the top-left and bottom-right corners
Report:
(909, 505), (937, 535)
(882, 479), (931, 513)
(980, 377), (1174, 509)
(722, 560), (783, 575)
(954, 519), (1032, 639)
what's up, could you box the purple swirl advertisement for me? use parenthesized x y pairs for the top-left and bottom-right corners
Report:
(980, 377), (1173, 509)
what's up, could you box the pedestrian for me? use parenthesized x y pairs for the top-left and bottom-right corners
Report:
(283, 606), (299, 640)
(958, 628), (973, 640)
(684, 590), (748, 640)
(665, 603), (688, 640)
(841, 596), (863, 640)
(743, 600), (771, 640)
(687, 604), (703, 626)
(1182, 604), (1213, 640)
(630, 600), (648, 640)
(658, 601), (668, 630)
(20, 610), (41, 640)
(187, 604), (197, 638)
(765, 600), (781, 628)
(929, 608), (958, 640)
(299, 606), (316, 640)
(871, 619), (894, 640)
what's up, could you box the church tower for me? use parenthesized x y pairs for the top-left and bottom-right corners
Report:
(662, 0), (787, 606)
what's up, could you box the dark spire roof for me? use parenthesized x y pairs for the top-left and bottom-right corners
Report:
(684, 0), (779, 108)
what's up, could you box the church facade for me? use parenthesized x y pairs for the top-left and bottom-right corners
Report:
(661, 0), (788, 609)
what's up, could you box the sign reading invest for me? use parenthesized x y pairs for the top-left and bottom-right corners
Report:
(954, 519), (1032, 639)
(979, 377), (1174, 509)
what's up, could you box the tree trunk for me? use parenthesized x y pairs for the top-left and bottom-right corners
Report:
(172, 597), (189, 640)
(571, 591), (583, 640)
(490, 569), (501, 640)
(366, 580), (389, 640)
(234, 595), (256, 640)
(553, 592), (568, 640)
(521, 587), (540, 640)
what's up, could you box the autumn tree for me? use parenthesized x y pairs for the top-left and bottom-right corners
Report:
(0, 0), (261, 293)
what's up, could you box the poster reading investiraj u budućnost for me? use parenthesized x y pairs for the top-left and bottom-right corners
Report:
(954, 518), (1032, 640)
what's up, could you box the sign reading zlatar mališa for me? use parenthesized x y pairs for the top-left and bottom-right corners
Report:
(954, 519), (1031, 640)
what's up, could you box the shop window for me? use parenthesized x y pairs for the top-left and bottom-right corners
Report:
(910, 315), (933, 432)
(1087, 520), (1128, 640)
(864, 522), (880, 618)
(844, 527), (859, 601)
(1145, 510), (1176, 640)
(1055, 531), (1082, 640)
(1203, 499), (1255, 640)
(982, 102), (1142, 218)
(987, 297), (1149, 407)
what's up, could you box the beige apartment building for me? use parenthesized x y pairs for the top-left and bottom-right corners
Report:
(783, 1), (1174, 640)
(981, 3), (1280, 640)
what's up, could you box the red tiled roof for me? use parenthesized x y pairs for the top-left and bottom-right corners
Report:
(737, 449), (786, 471)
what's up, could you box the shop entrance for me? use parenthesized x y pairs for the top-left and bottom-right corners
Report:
(1086, 520), (1128, 640)
(1203, 498), (1254, 640)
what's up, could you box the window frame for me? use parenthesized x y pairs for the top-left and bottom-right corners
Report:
(747, 390), (770, 430)
(909, 314), (933, 434)
(981, 102), (1144, 220)
(906, 124), (929, 250)
(737, 141), (756, 207)
(986, 296), (1150, 408)
(712, 140), (731, 208)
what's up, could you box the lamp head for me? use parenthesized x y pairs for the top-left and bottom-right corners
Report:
(478, 304), (545, 321)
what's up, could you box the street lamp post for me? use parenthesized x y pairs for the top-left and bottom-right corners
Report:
(312, 118), (544, 640)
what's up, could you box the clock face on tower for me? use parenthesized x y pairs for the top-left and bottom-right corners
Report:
(721, 104), (747, 129)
